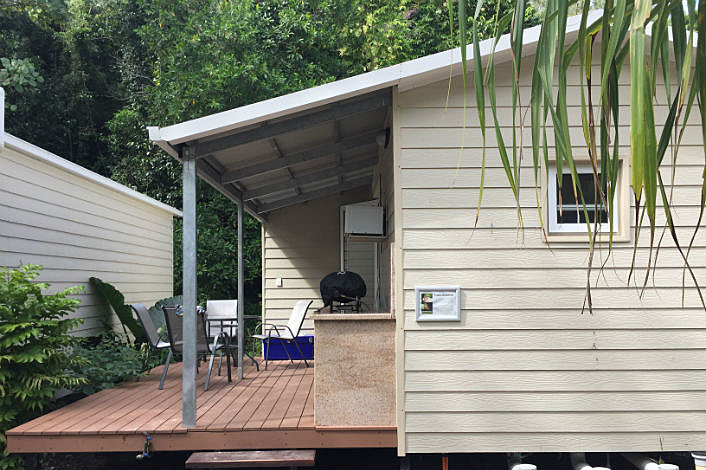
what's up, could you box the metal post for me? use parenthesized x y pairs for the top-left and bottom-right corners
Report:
(182, 154), (197, 428)
(237, 199), (244, 379)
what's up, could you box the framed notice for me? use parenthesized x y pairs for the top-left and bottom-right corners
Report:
(415, 286), (461, 322)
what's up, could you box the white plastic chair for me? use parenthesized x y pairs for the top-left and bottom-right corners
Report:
(251, 299), (313, 370)
(206, 300), (238, 339)
(205, 300), (237, 378)
(205, 300), (260, 376)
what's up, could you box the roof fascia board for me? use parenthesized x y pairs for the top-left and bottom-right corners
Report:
(3, 132), (182, 217)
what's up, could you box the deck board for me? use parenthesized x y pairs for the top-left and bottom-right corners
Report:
(245, 366), (303, 430)
(262, 367), (306, 429)
(6, 359), (397, 454)
(228, 366), (288, 431)
(298, 375), (316, 429)
(280, 373), (313, 429)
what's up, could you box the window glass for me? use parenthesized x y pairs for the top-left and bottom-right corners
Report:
(547, 165), (617, 234)
(555, 172), (609, 225)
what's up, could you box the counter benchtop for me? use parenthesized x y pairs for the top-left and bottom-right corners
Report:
(312, 313), (394, 321)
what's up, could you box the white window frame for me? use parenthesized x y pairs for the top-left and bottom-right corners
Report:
(547, 165), (618, 234)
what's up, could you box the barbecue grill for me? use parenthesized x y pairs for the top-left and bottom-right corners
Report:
(319, 271), (367, 313)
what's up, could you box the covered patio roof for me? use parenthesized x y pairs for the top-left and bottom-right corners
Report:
(149, 89), (391, 221)
(147, 11), (600, 220)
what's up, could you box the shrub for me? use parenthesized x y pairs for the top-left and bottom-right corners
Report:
(0, 265), (85, 470)
(74, 294), (184, 396)
(72, 334), (143, 395)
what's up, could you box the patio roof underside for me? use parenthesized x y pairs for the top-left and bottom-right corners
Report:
(178, 89), (391, 219)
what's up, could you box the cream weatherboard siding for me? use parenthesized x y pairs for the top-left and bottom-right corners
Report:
(397, 55), (706, 452)
(0, 137), (178, 336)
(262, 186), (372, 333)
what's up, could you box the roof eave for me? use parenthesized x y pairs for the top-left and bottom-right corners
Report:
(3, 132), (183, 217)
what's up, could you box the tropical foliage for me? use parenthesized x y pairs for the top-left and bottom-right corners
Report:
(1, 0), (533, 308)
(0, 265), (85, 470)
(458, 0), (706, 308)
(89, 276), (147, 344)
(72, 334), (144, 395)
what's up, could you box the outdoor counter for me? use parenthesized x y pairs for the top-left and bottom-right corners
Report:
(312, 313), (396, 429)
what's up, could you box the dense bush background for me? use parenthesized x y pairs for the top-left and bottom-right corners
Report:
(0, 0), (535, 306)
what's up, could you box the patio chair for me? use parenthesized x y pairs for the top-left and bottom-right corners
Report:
(205, 300), (260, 373)
(162, 305), (224, 391)
(251, 299), (313, 371)
(130, 303), (171, 390)
(205, 300), (237, 376)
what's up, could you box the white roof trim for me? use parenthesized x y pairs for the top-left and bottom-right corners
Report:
(149, 11), (601, 146)
(3, 132), (182, 217)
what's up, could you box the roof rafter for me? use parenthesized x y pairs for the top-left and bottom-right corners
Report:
(243, 155), (379, 201)
(190, 91), (391, 158)
(257, 175), (373, 214)
(196, 157), (265, 222)
(220, 131), (379, 184)
(333, 120), (344, 185)
(269, 137), (300, 196)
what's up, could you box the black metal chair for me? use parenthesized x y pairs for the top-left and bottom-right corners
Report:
(131, 303), (171, 390)
(162, 305), (224, 391)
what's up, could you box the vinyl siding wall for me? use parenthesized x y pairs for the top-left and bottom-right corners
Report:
(397, 56), (706, 452)
(0, 144), (175, 336)
(262, 186), (372, 333)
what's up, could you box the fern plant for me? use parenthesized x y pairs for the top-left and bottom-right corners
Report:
(0, 265), (86, 470)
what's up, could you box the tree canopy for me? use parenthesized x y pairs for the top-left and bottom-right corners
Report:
(1, 0), (537, 304)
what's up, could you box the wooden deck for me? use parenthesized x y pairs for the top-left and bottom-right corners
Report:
(6, 360), (396, 454)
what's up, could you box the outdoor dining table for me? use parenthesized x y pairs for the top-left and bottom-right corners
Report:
(206, 315), (260, 383)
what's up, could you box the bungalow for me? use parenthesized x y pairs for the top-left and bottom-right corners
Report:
(0, 88), (182, 335)
(6, 11), (705, 461)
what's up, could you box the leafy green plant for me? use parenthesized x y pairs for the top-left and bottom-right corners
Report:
(147, 294), (183, 333)
(0, 265), (86, 470)
(88, 277), (147, 344)
(0, 57), (43, 111)
(72, 295), (186, 396)
(72, 334), (143, 395)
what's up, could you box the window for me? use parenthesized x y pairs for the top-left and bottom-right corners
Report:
(547, 165), (617, 234)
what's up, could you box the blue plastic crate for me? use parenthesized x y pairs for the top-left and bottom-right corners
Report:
(262, 334), (314, 360)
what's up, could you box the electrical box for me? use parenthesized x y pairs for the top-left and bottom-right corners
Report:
(343, 205), (384, 236)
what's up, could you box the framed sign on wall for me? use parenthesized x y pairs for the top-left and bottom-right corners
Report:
(414, 286), (461, 322)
